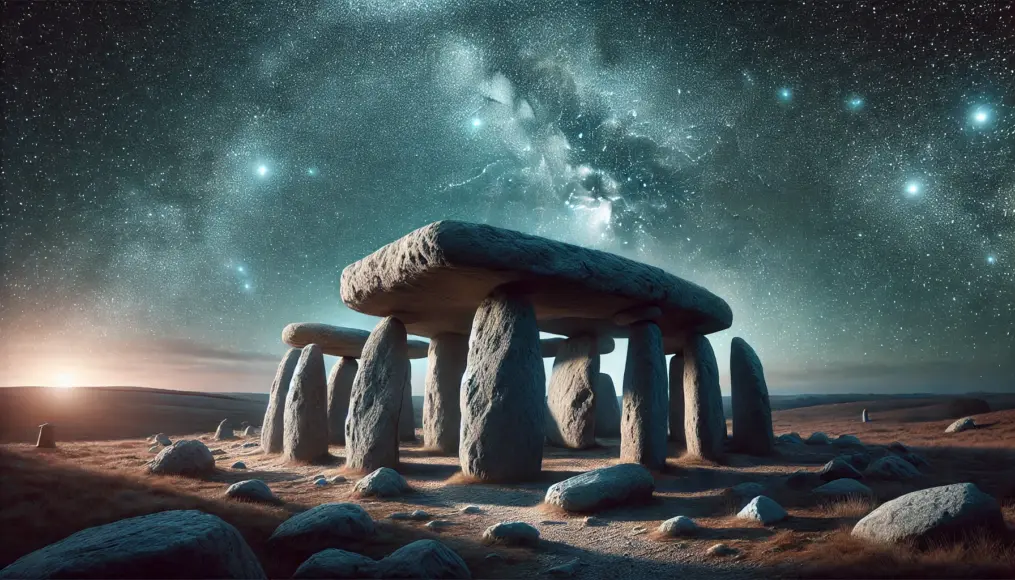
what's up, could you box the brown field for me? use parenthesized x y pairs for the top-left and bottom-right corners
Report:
(2, 391), (1014, 578)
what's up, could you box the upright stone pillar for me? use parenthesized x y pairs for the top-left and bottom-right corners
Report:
(346, 317), (409, 472)
(593, 372), (621, 438)
(668, 354), (685, 444)
(261, 348), (300, 453)
(730, 337), (774, 455)
(327, 357), (358, 445)
(460, 288), (545, 482)
(423, 333), (468, 454)
(283, 344), (330, 462)
(620, 321), (668, 469)
(36, 423), (56, 448)
(398, 366), (416, 442)
(545, 334), (598, 449)
(683, 334), (725, 460)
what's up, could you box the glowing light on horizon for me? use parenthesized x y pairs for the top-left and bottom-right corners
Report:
(54, 372), (75, 388)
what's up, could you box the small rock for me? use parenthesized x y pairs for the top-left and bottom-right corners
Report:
(737, 496), (788, 525)
(243, 426), (257, 437)
(901, 452), (929, 468)
(408, 510), (430, 521)
(865, 456), (920, 480)
(832, 434), (863, 447)
(630, 526), (648, 535)
(540, 520), (565, 525)
(945, 417), (976, 433)
(242, 442), (258, 448)
(707, 543), (739, 557)
(482, 522), (540, 546)
(153, 433), (172, 446)
(813, 479), (874, 498)
(546, 558), (579, 577)
(658, 516), (698, 537)
(776, 432), (804, 445)
(292, 549), (376, 579)
(731, 482), (765, 498)
(226, 480), (277, 504)
(805, 432), (831, 445)
(231, 461), (246, 469)
(583, 516), (605, 527)
(353, 467), (410, 498)
(785, 470), (818, 489)
(214, 419), (235, 441)
(328, 475), (347, 484)
(819, 458), (864, 481)
(148, 445), (160, 453)
(844, 452), (872, 471)
(484, 553), (503, 561)
(314, 478), (329, 487)
(425, 520), (452, 530)
(460, 505), (482, 514)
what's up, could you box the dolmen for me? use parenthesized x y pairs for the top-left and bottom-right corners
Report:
(340, 220), (732, 479)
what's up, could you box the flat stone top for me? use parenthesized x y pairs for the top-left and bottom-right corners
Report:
(340, 221), (732, 345)
(282, 322), (429, 359)
(540, 336), (615, 358)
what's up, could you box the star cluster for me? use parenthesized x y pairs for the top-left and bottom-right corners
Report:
(2, 0), (1012, 392)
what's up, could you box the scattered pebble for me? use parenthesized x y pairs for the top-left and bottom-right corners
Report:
(546, 558), (579, 577)
(707, 543), (740, 557)
(327, 475), (347, 484)
(541, 520), (566, 525)
(210, 449), (226, 456)
(460, 505), (482, 514)
(583, 516), (605, 527)
(231, 461), (246, 469)
(425, 520), (452, 530)
(630, 526), (648, 536)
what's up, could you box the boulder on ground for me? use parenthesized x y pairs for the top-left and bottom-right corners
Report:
(658, 516), (698, 537)
(736, 496), (787, 525)
(813, 479), (874, 499)
(729, 337), (774, 455)
(353, 467), (409, 498)
(776, 432), (804, 445)
(682, 334), (726, 460)
(707, 544), (739, 557)
(544, 464), (654, 512)
(887, 441), (908, 454)
(293, 549), (378, 579)
(327, 357), (358, 445)
(865, 455), (920, 480)
(852, 483), (1005, 545)
(423, 333), (469, 454)
(844, 452), (872, 471)
(832, 434), (863, 448)
(148, 440), (215, 476)
(283, 344), (330, 462)
(945, 417), (976, 433)
(377, 540), (472, 579)
(152, 433), (172, 446)
(214, 419), (235, 441)
(261, 348), (301, 453)
(226, 479), (277, 504)
(785, 470), (820, 489)
(545, 335), (599, 450)
(593, 373), (621, 438)
(231, 461), (246, 469)
(482, 522), (540, 546)
(805, 432), (831, 445)
(819, 458), (864, 481)
(0, 510), (265, 579)
(268, 503), (375, 555)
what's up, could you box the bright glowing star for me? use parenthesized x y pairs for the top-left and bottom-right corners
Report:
(847, 96), (864, 110)
(257, 165), (268, 177)
(307, 167), (317, 176)
(971, 107), (990, 125)
(244, 283), (251, 290)
(905, 181), (921, 197)
(778, 87), (792, 102)
(237, 265), (245, 273)
(471, 118), (482, 127)
(987, 255), (997, 265)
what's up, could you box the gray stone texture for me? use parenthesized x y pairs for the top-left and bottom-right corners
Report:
(620, 321), (668, 469)
(282, 344), (330, 463)
(327, 357), (358, 445)
(729, 337), (774, 455)
(545, 334), (599, 449)
(261, 348), (300, 453)
(423, 333), (468, 454)
(683, 334), (726, 460)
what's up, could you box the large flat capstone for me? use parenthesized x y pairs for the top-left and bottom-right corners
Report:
(282, 322), (429, 359)
(340, 221), (733, 345)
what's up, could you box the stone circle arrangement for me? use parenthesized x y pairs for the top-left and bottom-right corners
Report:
(257, 220), (778, 479)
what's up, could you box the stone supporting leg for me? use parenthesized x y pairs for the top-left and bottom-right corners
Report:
(730, 337), (774, 455)
(282, 344), (330, 462)
(261, 348), (300, 453)
(326, 357), (358, 445)
(423, 333), (469, 454)
(545, 334), (599, 449)
(345, 316), (409, 472)
(593, 372), (621, 438)
(683, 334), (725, 460)
(36, 423), (55, 448)
(459, 288), (545, 482)
(668, 354), (685, 444)
(620, 321), (668, 469)
(398, 366), (416, 442)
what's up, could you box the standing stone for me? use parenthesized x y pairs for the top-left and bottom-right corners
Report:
(36, 423), (55, 448)
(327, 357), (358, 445)
(730, 337), (774, 455)
(620, 321), (668, 469)
(346, 317), (410, 472)
(862, 409), (870, 423)
(283, 344), (329, 462)
(261, 348), (300, 453)
(684, 334), (725, 460)
(423, 333), (468, 454)
(668, 354), (685, 444)
(398, 366), (415, 442)
(545, 334), (598, 449)
(593, 373), (621, 438)
(460, 288), (545, 482)
(214, 419), (235, 441)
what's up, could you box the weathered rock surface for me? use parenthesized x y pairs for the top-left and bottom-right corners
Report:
(545, 335), (599, 449)
(832, 434), (863, 448)
(852, 483), (1006, 545)
(729, 337), (774, 455)
(152, 433), (172, 446)
(353, 467), (410, 498)
(813, 479), (874, 498)
(0, 510), (265, 579)
(292, 549), (377, 579)
(231, 461), (246, 469)
(540, 336), (615, 357)
(593, 373), (621, 438)
(620, 321), (668, 468)
(482, 522), (540, 546)
(805, 432), (831, 445)
(377, 540), (472, 579)
(865, 455), (921, 480)
(148, 439), (215, 476)
(683, 334), (726, 460)
(776, 432), (804, 445)
(226, 479), (277, 504)
(902, 452), (929, 469)
(242, 426), (256, 437)
(544, 464), (654, 512)
(945, 417), (976, 433)
(460, 289), (545, 482)
(36, 423), (56, 448)
(668, 354), (684, 444)
(282, 322), (428, 359)
(327, 357), (358, 445)
(819, 458), (864, 481)
(283, 344), (330, 463)
(423, 333), (468, 454)
(888, 441), (909, 454)
(398, 365), (416, 442)
(346, 317), (409, 472)
(737, 496), (788, 525)
(214, 419), (234, 441)
(268, 503), (375, 555)
(707, 544), (739, 557)
(261, 348), (301, 454)
(843, 452), (872, 471)
(658, 516), (698, 537)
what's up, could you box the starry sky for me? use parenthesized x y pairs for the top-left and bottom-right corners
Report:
(2, 0), (1013, 394)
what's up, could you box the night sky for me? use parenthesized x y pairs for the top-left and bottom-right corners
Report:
(2, 1), (1012, 394)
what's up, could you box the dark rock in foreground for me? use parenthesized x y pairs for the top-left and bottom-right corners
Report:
(268, 503), (375, 556)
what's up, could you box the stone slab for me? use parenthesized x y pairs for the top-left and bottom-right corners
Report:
(282, 322), (428, 359)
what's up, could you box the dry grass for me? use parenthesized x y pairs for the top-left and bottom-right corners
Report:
(814, 496), (878, 519)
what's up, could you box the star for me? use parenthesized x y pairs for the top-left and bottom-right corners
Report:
(236, 265), (245, 273)
(471, 118), (482, 128)
(970, 106), (991, 126)
(987, 255), (997, 265)
(905, 181), (921, 197)
(307, 167), (318, 176)
(778, 87), (792, 102)
(846, 95), (864, 111)
(257, 165), (268, 177)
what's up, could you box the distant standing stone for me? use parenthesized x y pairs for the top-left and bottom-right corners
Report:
(852, 483), (1005, 545)
(283, 344), (330, 463)
(862, 408), (870, 423)
(620, 321), (668, 469)
(683, 334), (726, 460)
(482, 522), (540, 546)
(593, 373), (621, 438)
(423, 333), (469, 454)
(729, 337), (774, 455)
(36, 423), (56, 448)
(327, 357), (358, 445)
(668, 354), (684, 444)
(261, 348), (301, 454)
(242, 426), (256, 437)
(214, 419), (235, 441)
(226, 479), (277, 504)
(148, 440), (215, 476)
(346, 317), (409, 472)
(545, 334), (599, 449)
(460, 289), (545, 482)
